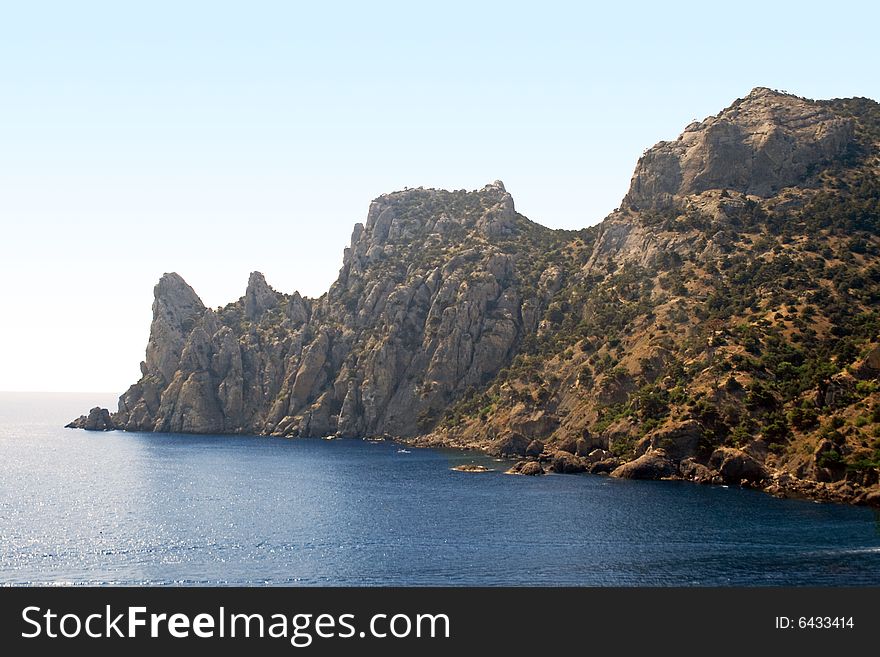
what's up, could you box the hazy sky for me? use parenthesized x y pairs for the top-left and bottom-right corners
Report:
(1, 1), (878, 393)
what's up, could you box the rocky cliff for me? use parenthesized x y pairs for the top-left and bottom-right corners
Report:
(624, 87), (856, 210)
(417, 88), (880, 506)
(71, 88), (880, 506)
(99, 181), (580, 439)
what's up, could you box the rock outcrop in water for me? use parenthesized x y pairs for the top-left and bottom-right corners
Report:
(70, 88), (880, 507)
(66, 407), (116, 431)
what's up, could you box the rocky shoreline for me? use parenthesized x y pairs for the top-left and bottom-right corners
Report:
(402, 433), (880, 508)
(66, 402), (880, 508)
(64, 89), (880, 516)
(67, 404), (880, 508)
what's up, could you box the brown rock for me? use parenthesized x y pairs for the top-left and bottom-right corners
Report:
(506, 460), (544, 476)
(854, 345), (880, 380)
(816, 372), (856, 409)
(710, 447), (768, 484)
(556, 437), (578, 454)
(511, 412), (558, 439)
(525, 439), (545, 457)
(451, 464), (492, 473)
(589, 458), (621, 475)
(611, 450), (678, 480)
(492, 432), (531, 457)
(587, 448), (613, 463)
(641, 420), (703, 461)
(518, 461), (544, 476)
(549, 451), (587, 474)
(679, 457), (716, 483)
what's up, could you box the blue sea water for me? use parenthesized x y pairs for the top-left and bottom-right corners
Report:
(1, 392), (878, 586)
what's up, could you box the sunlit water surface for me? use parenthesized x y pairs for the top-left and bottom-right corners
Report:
(2, 392), (879, 585)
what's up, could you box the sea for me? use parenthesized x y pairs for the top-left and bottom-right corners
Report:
(1, 392), (879, 586)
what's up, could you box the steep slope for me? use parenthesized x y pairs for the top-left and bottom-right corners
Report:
(69, 88), (880, 506)
(75, 182), (584, 438)
(421, 88), (880, 506)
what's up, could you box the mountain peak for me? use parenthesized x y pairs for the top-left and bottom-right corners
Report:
(156, 271), (195, 294)
(244, 271), (279, 320)
(146, 272), (206, 383)
(154, 272), (203, 311)
(743, 86), (794, 100)
(623, 88), (856, 211)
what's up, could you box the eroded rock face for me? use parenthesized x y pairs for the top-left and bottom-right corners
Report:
(491, 432), (532, 457)
(144, 273), (206, 385)
(244, 271), (280, 320)
(624, 88), (855, 211)
(636, 420), (703, 462)
(525, 439), (545, 457)
(556, 437), (578, 454)
(81, 183), (547, 438)
(854, 345), (880, 380)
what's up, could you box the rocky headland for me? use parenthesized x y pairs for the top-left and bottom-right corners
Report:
(71, 88), (880, 507)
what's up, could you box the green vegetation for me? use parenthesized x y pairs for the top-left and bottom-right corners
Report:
(817, 450), (845, 469)
(427, 99), (880, 496)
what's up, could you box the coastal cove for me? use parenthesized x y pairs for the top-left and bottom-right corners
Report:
(3, 393), (880, 586)
(66, 89), (880, 511)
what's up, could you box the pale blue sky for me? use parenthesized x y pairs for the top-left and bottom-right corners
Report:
(1, 0), (878, 392)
